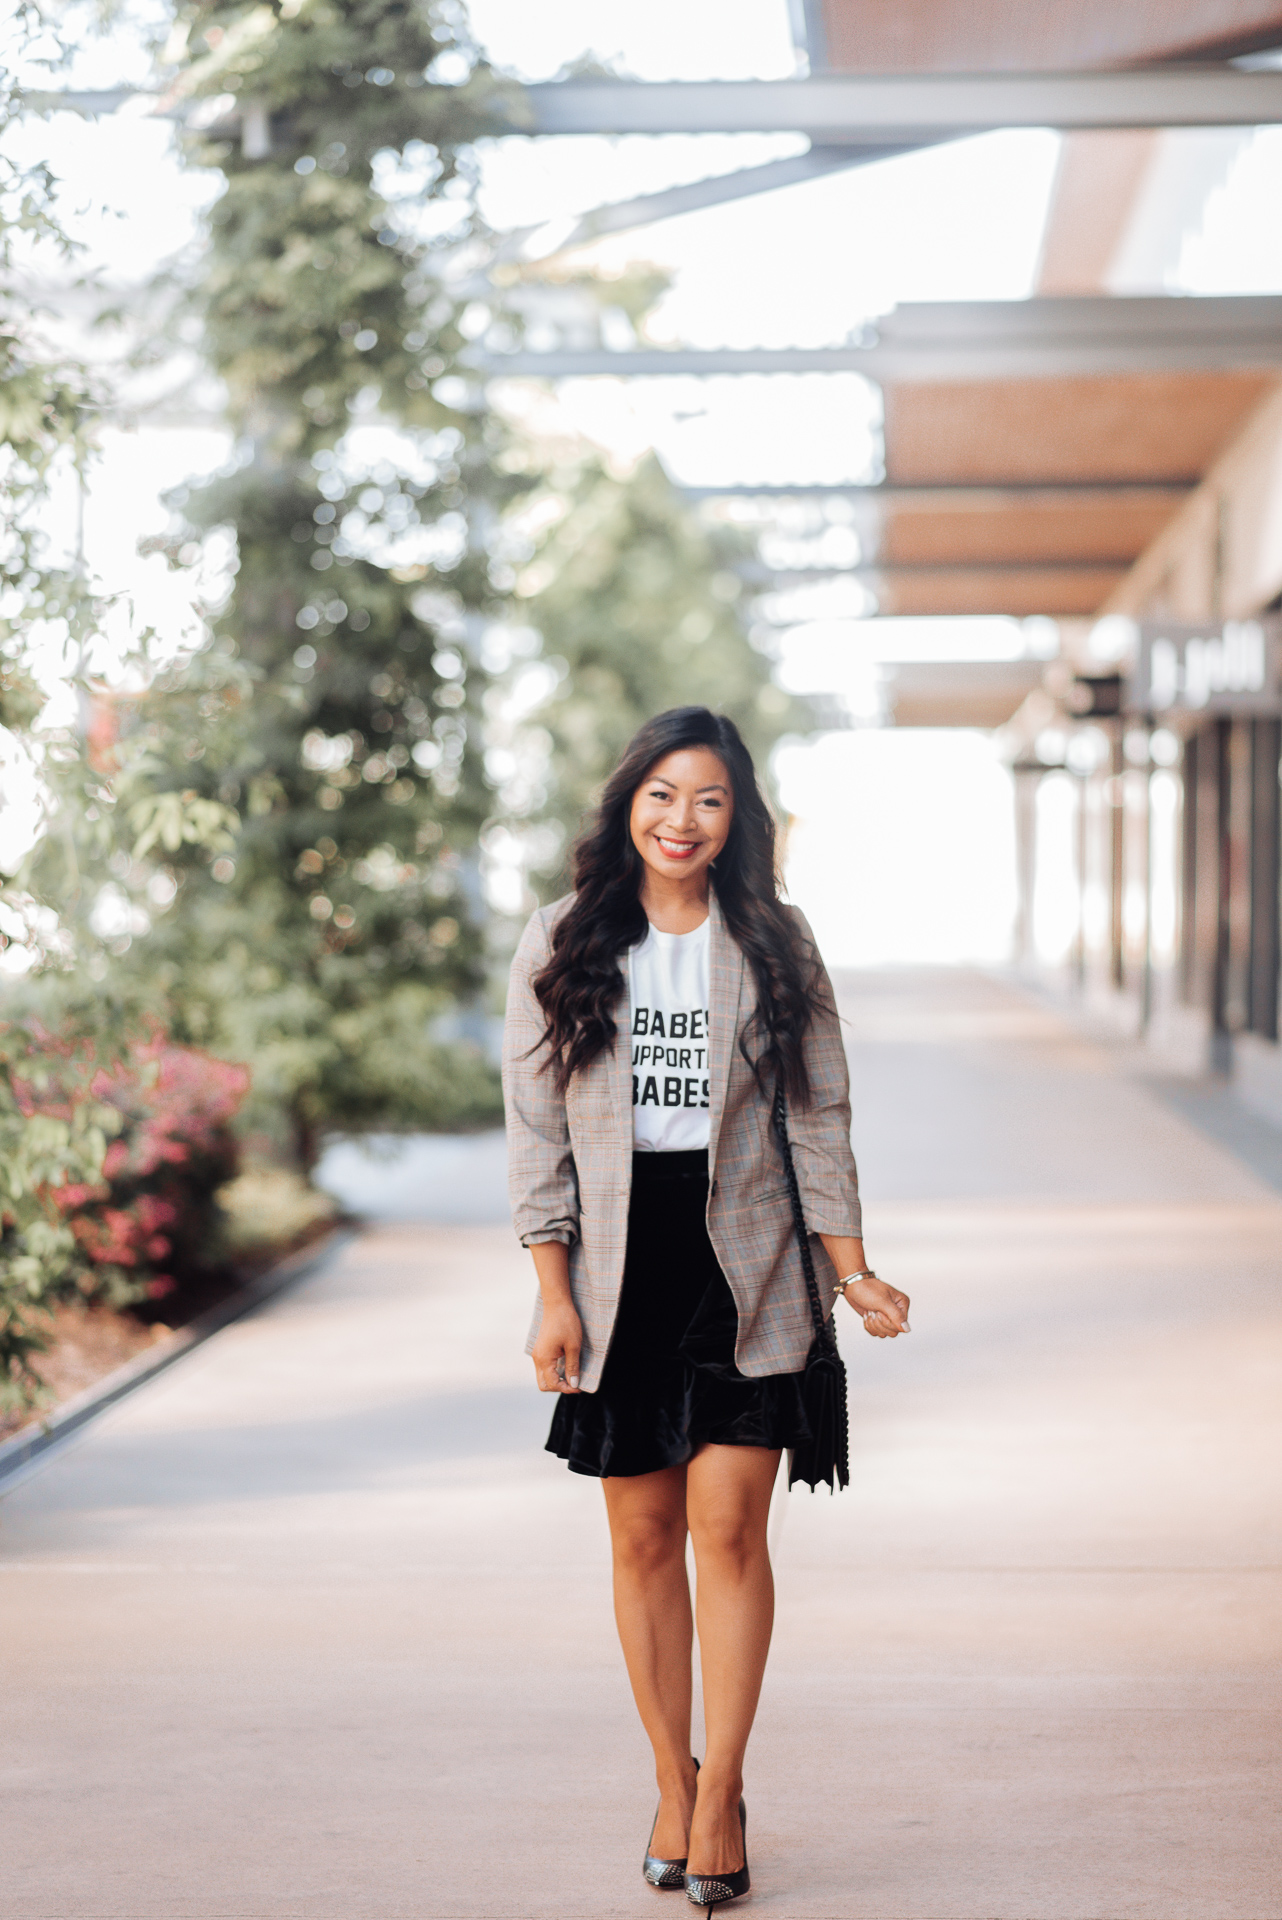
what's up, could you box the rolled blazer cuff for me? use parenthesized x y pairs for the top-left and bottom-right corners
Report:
(800, 1200), (863, 1239)
(785, 920), (862, 1241)
(519, 1226), (578, 1247)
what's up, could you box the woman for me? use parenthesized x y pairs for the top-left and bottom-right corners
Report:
(502, 707), (909, 1908)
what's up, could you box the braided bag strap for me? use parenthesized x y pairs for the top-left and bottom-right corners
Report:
(772, 1086), (838, 1356)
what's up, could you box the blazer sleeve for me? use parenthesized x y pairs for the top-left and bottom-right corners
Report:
(501, 906), (580, 1248)
(785, 906), (862, 1239)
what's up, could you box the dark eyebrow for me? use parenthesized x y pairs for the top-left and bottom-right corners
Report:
(696, 784), (728, 794)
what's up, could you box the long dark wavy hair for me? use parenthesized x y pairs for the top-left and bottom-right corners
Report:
(532, 707), (828, 1104)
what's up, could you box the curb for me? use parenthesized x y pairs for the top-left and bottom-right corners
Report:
(0, 1226), (359, 1498)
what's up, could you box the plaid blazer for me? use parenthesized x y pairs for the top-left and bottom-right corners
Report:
(501, 889), (862, 1392)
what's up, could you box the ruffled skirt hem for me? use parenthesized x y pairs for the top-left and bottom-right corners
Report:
(546, 1356), (811, 1478)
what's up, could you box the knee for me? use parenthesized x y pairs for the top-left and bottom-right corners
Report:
(690, 1509), (763, 1577)
(611, 1513), (686, 1580)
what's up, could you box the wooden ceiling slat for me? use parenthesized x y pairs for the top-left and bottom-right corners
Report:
(817, 1), (1282, 72)
(882, 372), (1277, 485)
(878, 494), (1178, 565)
(875, 566), (1128, 616)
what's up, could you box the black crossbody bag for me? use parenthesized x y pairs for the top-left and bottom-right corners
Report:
(772, 1086), (850, 1493)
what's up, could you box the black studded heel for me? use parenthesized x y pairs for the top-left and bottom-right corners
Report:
(685, 1797), (749, 1909)
(643, 1758), (699, 1890)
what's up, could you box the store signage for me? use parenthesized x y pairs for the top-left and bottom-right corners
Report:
(1131, 618), (1282, 715)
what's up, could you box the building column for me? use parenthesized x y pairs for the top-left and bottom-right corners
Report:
(1140, 726), (1155, 1033)
(1012, 763), (1040, 967)
(1248, 717), (1281, 1041)
(1109, 724), (1125, 990)
(1073, 770), (1089, 991)
(1212, 715), (1234, 1072)
(1179, 732), (1198, 1006)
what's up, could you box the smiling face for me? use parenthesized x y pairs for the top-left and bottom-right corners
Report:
(628, 747), (735, 892)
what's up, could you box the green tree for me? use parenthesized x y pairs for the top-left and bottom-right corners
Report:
(110, 0), (527, 1164)
(0, 18), (152, 1404)
(506, 452), (811, 894)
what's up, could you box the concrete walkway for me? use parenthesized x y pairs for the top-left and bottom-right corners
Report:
(4, 969), (1281, 1920)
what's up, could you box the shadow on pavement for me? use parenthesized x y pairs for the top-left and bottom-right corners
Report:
(1144, 1075), (1282, 1196)
(22, 1379), (550, 1514)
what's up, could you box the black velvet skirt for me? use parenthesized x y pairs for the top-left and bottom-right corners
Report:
(546, 1148), (811, 1478)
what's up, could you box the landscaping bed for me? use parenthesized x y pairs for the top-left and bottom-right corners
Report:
(0, 1166), (341, 1445)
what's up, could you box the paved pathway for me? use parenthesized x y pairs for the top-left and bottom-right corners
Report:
(4, 969), (1281, 1919)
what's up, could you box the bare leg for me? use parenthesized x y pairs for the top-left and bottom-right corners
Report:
(603, 1464), (700, 1858)
(685, 1445), (780, 1877)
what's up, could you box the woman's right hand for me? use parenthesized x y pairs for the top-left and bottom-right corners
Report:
(531, 1299), (583, 1393)
(528, 1240), (583, 1392)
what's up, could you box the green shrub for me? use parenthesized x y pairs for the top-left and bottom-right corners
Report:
(1, 1027), (250, 1413)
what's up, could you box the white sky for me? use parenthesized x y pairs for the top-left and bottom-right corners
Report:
(464, 0), (799, 82)
(7, 0), (1282, 964)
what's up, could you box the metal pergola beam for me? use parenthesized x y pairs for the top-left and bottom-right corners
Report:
(28, 66), (1282, 138)
(517, 70), (1282, 137)
(475, 294), (1282, 381)
(681, 482), (1196, 502)
(744, 561), (1132, 582)
(881, 292), (1282, 341)
(476, 343), (1282, 380)
(495, 142), (920, 261)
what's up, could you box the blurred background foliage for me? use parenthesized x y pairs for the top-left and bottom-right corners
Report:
(0, 0), (808, 1412)
(521, 452), (810, 885)
(102, 0), (521, 1167)
(0, 7), (151, 1404)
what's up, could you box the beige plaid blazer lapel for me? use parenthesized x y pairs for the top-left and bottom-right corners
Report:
(604, 966), (633, 1160)
(706, 890), (744, 1179)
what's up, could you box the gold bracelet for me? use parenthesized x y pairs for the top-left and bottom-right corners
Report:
(834, 1268), (879, 1296)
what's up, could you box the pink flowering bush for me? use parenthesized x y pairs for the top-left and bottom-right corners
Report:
(49, 1034), (250, 1312)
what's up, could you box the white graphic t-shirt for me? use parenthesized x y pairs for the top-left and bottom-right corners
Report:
(628, 918), (711, 1151)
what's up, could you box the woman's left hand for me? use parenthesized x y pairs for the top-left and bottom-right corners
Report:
(818, 1237), (910, 1339)
(840, 1275), (910, 1338)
